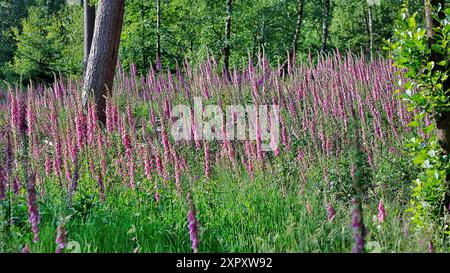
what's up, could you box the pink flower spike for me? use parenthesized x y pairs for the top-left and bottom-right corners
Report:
(327, 204), (336, 223)
(378, 199), (386, 223)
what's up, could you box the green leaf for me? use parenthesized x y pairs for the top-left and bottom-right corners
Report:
(408, 121), (420, 127)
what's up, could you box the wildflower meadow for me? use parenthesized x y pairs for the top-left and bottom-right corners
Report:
(0, 52), (427, 253)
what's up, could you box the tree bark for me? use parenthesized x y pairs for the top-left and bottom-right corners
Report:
(223, 0), (232, 80)
(141, 0), (148, 69)
(425, 0), (450, 154)
(291, 0), (305, 56)
(156, 0), (162, 71)
(83, 0), (95, 73)
(367, 5), (374, 61)
(321, 0), (331, 54)
(82, 0), (125, 125)
(281, 0), (305, 76)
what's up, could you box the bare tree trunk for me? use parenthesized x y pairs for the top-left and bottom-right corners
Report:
(223, 0), (232, 80)
(424, 0), (435, 39)
(141, 0), (148, 69)
(83, 0), (95, 73)
(82, 0), (125, 125)
(425, 0), (450, 211)
(291, 0), (305, 56)
(281, 0), (305, 76)
(367, 5), (374, 61)
(156, 0), (162, 71)
(425, 0), (450, 154)
(321, 0), (331, 54)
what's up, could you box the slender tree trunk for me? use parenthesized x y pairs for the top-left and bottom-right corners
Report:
(141, 0), (148, 69)
(367, 5), (374, 61)
(291, 0), (305, 56)
(82, 0), (125, 125)
(252, 33), (257, 62)
(156, 0), (162, 71)
(223, 0), (232, 79)
(321, 0), (331, 54)
(83, 0), (95, 73)
(425, 0), (450, 154)
(425, 0), (450, 211)
(281, 0), (305, 76)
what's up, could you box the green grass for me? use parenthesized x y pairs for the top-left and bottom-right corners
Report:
(1, 152), (423, 253)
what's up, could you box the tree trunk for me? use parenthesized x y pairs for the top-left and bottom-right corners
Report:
(83, 0), (95, 73)
(425, 0), (450, 211)
(141, 0), (148, 69)
(281, 0), (305, 76)
(425, 0), (450, 154)
(82, 0), (125, 125)
(290, 0), (305, 56)
(367, 5), (374, 61)
(321, 0), (331, 54)
(156, 0), (162, 71)
(223, 0), (232, 80)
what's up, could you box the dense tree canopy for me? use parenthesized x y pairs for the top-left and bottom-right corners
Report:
(0, 0), (416, 85)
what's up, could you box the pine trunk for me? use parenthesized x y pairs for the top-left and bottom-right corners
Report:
(82, 0), (125, 125)
(425, 0), (450, 154)
(83, 0), (95, 73)
(223, 0), (232, 80)
(321, 0), (330, 54)
(156, 0), (162, 71)
(281, 0), (305, 76)
(368, 6), (373, 61)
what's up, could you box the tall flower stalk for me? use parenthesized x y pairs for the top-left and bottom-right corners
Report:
(26, 173), (39, 243)
(55, 222), (67, 253)
(187, 192), (200, 253)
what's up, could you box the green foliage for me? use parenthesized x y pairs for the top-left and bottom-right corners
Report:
(0, 0), (410, 82)
(389, 2), (450, 247)
(0, 0), (36, 81)
(118, 0), (406, 72)
(10, 3), (82, 84)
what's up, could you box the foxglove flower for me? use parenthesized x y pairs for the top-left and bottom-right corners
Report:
(155, 191), (160, 203)
(255, 106), (262, 161)
(297, 149), (304, 162)
(327, 203), (336, 223)
(378, 199), (386, 223)
(18, 95), (28, 137)
(161, 125), (170, 163)
(97, 172), (105, 202)
(203, 140), (210, 178)
(55, 224), (67, 253)
(129, 160), (136, 190)
(13, 174), (21, 195)
(21, 244), (31, 253)
(122, 132), (132, 159)
(155, 150), (163, 178)
(26, 173), (40, 243)
(105, 97), (113, 133)
(172, 148), (182, 196)
(45, 155), (52, 176)
(351, 198), (365, 253)
(87, 102), (97, 146)
(306, 201), (312, 216)
(0, 166), (6, 201)
(10, 92), (19, 132)
(144, 150), (152, 180)
(75, 104), (86, 150)
(53, 140), (62, 178)
(26, 95), (35, 137)
(187, 192), (200, 253)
